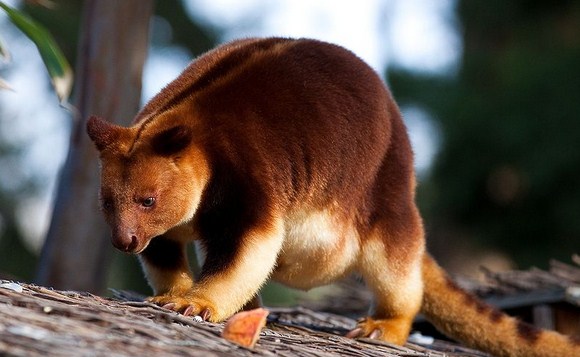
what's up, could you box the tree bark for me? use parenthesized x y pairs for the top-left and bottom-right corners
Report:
(36, 0), (153, 292)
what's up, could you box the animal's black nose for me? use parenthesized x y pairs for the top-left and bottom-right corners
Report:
(111, 229), (139, 252)
(127, 235), (138, 252)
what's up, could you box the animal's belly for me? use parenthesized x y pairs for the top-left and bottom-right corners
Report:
(271, 208), (360, 290)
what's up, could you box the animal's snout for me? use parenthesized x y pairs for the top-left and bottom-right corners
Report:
(111, 228), (139, 253)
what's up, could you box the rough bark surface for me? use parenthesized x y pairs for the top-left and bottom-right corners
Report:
(4, 259), (579, 356)
(0, 281), (489, 357)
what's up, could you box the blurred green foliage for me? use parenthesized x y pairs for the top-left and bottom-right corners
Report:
(1, 1), (73, 102)
(390, 0), (580, 268)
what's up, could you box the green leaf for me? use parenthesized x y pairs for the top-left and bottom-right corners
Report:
(0, 1), (72, 103)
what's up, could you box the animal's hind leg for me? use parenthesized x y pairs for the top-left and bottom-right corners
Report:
(348, 211), (425, 345)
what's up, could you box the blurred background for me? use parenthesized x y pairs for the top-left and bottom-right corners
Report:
(0, 0), (578, 301)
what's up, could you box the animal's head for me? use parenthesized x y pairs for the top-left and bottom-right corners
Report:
(86, 115), (209, 253)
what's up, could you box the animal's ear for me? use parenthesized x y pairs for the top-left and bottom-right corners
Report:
(86, 116), (126, 152)
(150, 125), (193, 156)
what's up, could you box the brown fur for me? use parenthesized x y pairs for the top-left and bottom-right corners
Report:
(87, 38), (579, 357)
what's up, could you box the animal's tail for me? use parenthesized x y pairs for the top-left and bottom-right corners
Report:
(421, 254), (580, 357)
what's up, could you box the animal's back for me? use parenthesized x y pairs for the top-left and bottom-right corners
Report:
(136, 38), (409, 214)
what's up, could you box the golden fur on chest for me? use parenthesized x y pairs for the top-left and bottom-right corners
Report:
(87, 37), (579, 357)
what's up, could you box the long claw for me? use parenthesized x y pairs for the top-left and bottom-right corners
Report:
(345, 327), (363, 339)
(183, 306), (195, 316)
(200, 308), (211, 321)
(162, 303), (176, 311)
(369, 329), (382, 339)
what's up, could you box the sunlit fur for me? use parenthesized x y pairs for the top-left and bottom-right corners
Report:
(87, 38), (579, 357)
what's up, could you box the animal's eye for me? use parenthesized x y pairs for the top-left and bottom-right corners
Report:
(101, 198), (113, 211)
(141, 197), (156, 208)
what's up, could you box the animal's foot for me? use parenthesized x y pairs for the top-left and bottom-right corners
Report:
(148, 294), (218, 322)
(345, 316), (411, 345)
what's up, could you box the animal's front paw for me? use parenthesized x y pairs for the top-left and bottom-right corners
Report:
(148, 294), (218, 322)
(345, 316), (411, 345)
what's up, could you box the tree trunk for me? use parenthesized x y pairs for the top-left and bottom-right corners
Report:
(36, 0), (153, 292)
